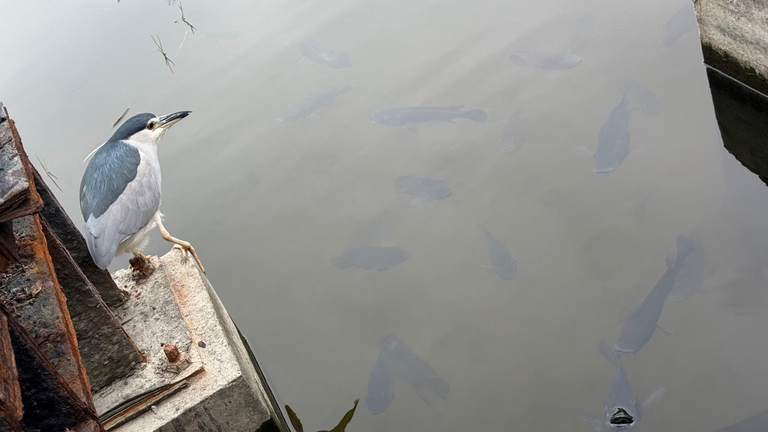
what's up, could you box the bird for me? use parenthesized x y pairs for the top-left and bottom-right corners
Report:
(79, 111), (204, 273)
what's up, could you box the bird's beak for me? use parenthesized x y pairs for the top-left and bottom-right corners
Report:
(157, 111), (192, 129)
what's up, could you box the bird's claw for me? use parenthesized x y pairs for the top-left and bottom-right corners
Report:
(173, 242), (205, 273)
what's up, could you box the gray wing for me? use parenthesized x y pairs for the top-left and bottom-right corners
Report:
(80, 141), (161, 269)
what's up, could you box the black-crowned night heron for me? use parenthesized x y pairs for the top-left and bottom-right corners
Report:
(79, 111), (204, 272)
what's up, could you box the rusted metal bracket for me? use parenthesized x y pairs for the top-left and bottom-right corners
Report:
(0, 103), (43, 224)
(0, 215), (94, 410)
(41, 217), (144, 392)
(1, 303), (103, 432)
(0, 313), (22, 432)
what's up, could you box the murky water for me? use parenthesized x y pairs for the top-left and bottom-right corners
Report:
(4, 0), (768, 430)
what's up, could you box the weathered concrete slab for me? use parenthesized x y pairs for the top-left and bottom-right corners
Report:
(0, 313), (22, 432)
(102, 252), (284, 431)
(707, 67), (768, 186)
(0, 104), (43, 223)
(40, 218), (143, 392)
(94, 257), (203, 423)
(695, 0), (768, 95)
(33, 169), (128, 308)
(1, 304), (103, 432)
(0, 215), (94, 409)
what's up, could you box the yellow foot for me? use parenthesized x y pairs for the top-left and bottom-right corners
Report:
(172, 241), (205, 273)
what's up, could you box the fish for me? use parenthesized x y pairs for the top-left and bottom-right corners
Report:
(370, 105), (487, 129)
(366, 350), (395, 414)
(500, 114), (526, 154)
(279, 84), (352, 122)
(663, 3), (698, 48)
(600, 235), (694, 360)
(593, 94), (633, 176)
(509, 50), (582, 70)
(477, 224), (517, 280)
(712, 408), (768, 432)
(299, 40), (352, 68)
(331, 246), (409, 271)
(395, 176), (452, 201)
(620, 77), (662, 115)
(668, 236), (706, 302)
(583, 351), (665, 430)
(380, 335), (449, 405)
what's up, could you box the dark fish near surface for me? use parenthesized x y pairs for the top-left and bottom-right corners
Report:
(712, 408), (768, 432)
(594, 94), (633, 176)
(663, 3), (698, 48)
(478, 224), (516, 280)
(620, 77), (661, 115)
(395, 176), (452, 201)
(381, 335), (449, 404)
(509, 50), (582, 70)
(279, 84), (352, 122)
(583, 351), (665, 430)
(366, 349), (395, 414)
(331, 246), (409, 271)
(299, 40), (352, 68)
(601, 235), (694, 359)
(500, 114), (526, 154)
(370, 105), (487, 128)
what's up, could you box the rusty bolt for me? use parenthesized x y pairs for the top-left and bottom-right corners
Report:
(164, 344), (181, 363)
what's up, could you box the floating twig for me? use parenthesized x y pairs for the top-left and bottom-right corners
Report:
(112, 107), (130, 128)
(175, 1), (196, 33)
(152, 35), (176, 73)
(36, 156), (63, 192)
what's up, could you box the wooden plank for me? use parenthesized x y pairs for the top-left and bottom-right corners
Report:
(0, 216), (94, 410)
(40, 217), (143, 392)
(1, 304), (102, 431)
(0, 314), (22, 432)
(0, 103), (43, 223)
(33, 169), (128, 308)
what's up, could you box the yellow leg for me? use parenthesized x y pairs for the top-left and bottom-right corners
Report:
(154, 216), (205, 273)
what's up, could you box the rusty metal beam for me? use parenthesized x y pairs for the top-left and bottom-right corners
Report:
(0, 103), (43, 223)
(33, 169), (128, 308)
(40, 217), (143, 392)
(0, 313), (22, 432)
(1, 304), (103, 432)
(0, 215), (94, 410)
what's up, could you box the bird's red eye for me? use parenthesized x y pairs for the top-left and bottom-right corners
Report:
(147, 122), (154, 130)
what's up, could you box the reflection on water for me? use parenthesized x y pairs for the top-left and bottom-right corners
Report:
(3, 0), (768, 430)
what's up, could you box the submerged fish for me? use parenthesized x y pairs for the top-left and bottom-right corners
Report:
(593, 94), (633, 176)
(383, 335), (449, 403)
(509, 50), (582, 70)
(395, 176), (452, 201)
(712, 408), (768, 432)
(331, 246), (409, 271)
(669, 236), (706, 302)
(279, 84), (352, 122)
(601, 236), (694, 359)
(620, 77), (661, 115)
(500, 114), (526, 154)
(583, 352), (665, 430)
(366, 350), (395, 414)
(663, 3), (698, 48)
(299, 40), (352, 68)
(478, 224), (516, 280)
(370, 105), (487, 129)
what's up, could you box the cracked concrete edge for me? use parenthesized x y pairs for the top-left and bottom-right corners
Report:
(695, 0), (768, 94)
(109, 251), (285, 431)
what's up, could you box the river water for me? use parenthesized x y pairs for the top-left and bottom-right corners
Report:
(3, 0), (768, 430)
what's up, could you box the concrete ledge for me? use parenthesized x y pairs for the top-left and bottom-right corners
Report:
(99, 252), (282, 431)
(695, 0), (768, 94)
